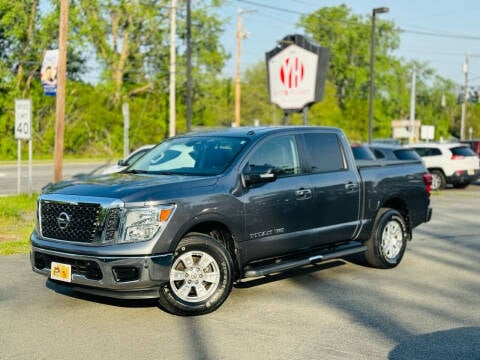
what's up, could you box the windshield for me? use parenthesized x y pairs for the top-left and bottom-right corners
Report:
(128, 136), (249, 176)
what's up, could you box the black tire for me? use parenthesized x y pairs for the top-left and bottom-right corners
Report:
(430, 170), (446, 190)
(158, 234), (234, 316)
(365, 208), (408, 269)
(453, 182), (469, 189)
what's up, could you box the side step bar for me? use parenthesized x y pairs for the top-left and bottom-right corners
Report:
(243, 244), (367, 278)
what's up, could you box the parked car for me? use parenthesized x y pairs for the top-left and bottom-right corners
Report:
(367, 144), (422, 161)
(351, 143), (376, 160)
(101, 145), (155, 174)
(372, 138), (400, 146)
(31, 126), (432, 316)
(460, 139), (480, 157)
(406, 143), (480, 190)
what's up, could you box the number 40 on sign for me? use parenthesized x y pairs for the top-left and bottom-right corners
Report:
(15, 99), (32, 141)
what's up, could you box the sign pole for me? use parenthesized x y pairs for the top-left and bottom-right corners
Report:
(303, 107), (308, 126)
(28, 139), (33, 196)
(17, 140), (21, 194)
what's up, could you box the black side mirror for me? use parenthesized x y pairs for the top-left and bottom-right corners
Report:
(117, 159), (127, 166)
(241, 166), (277, 187)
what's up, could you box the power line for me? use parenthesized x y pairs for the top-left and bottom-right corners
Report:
(236, 0), (480, 42)
(400, 29), (480, 41)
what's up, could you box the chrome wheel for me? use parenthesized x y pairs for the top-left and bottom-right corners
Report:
(431, 173), (442, 190)
(380, 220), (403, 260)
(169, 250), (221, 303)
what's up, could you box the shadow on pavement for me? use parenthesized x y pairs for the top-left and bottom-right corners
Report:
(234, 260), (346, 289)
(389, 326), (480, 360)
(46, 279), (159, 309)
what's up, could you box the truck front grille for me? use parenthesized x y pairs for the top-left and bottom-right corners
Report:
(40, 201), (100, 243)
(38, 199), (122, 244)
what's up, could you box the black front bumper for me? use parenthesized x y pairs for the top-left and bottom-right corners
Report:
(31, 246), (173, 300)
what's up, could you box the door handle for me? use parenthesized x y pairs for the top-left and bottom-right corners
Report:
(345, 182), (359, 192)
(295, 188), (312, 200)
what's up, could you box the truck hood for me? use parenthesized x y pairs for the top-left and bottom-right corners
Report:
(41, 172), (218, 203)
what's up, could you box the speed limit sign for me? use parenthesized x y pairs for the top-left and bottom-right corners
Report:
(15, 99), (32, 140)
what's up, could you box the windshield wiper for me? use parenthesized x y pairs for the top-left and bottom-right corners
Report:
(125, 169), (149, 174)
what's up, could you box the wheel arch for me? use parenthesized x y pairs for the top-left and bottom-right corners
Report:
(380, 197), (411, 239)
(176, 219), (241, 280)
(427, 167), (447, 177)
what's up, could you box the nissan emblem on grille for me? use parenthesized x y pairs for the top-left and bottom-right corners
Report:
(56, 212), (71, 230)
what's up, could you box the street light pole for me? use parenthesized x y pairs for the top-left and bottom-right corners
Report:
(368, 6), (389, 144)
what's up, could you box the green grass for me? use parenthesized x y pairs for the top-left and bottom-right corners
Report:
(0, 194), (37, 255)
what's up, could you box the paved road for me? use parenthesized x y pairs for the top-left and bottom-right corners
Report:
(0, 161), (110, 196)
(1, 185), (479, 359)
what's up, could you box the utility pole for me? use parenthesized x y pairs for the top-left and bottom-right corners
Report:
(460, 53), (469, 141)
(234, 8), (254, 127)
(169, 0), (177, 137)
(186, 0), (192, 132)
(53, 0), (69, 182)
(409, 66), (416, 143)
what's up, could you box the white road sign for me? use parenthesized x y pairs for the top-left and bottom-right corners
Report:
(15, 99), (32, 140)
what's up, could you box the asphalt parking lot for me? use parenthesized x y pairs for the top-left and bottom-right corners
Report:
(1, 183), (479, 360)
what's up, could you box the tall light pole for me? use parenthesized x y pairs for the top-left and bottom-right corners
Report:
(368, 6), (389, 144)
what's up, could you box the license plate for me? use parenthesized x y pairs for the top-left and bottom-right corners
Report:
(468, 169), (474, 175)
(50, 262), (72, 283)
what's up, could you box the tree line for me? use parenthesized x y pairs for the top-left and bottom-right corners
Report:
(0, 1), (477, 160)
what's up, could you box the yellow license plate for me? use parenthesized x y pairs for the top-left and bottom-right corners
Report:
(468, 169), (474, 175)
(50, 262), (72, 283)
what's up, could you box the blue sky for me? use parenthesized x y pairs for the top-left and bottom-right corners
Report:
(217, 0), (480, 86)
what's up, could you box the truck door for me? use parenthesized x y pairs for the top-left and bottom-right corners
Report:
(301, 132), (361, 245)
(240, 134), (313, 261)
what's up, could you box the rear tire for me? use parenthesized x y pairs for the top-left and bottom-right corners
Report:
(158, 234), (234, 316)
(365, 208), (408, 269)
(453, 182), (469, 189)
(430, 170), (446, 190)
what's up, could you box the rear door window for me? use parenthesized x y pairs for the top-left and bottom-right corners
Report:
(414, 147), (442, 157)
(303, 133), (346, 173)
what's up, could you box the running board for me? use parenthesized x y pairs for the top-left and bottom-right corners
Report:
(243, 244), (367, 278)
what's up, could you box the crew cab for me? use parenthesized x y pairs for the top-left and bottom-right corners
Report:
(31, 127), (432, 316)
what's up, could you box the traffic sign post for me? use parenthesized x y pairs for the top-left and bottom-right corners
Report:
(14, 99), (33, 195)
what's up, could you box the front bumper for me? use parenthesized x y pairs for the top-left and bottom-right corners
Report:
(31, 246), (173, 299)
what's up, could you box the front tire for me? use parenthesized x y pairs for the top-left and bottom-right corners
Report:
(158, 234), (234, 316)
(365, 208), (408, 269)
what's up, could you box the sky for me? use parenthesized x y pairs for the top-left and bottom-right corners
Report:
(216, 0), (480, 87)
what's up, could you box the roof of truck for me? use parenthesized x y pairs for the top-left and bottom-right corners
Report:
(181, 126), (343, 139)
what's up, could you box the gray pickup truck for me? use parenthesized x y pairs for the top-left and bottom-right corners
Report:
(31, 127), (432, 315)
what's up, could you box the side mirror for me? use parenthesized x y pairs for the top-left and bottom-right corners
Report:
(117, 159), (127, 166)
(241, 166), (277, 187)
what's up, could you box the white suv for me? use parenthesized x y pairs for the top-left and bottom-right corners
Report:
(407, 143), (480, 190)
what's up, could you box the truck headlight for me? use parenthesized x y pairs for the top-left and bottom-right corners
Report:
(119, 204), (175, 243)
